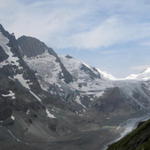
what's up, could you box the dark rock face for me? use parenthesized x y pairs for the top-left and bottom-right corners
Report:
(18, 36), (54, 57)
(65, 55), (73, 59)
(0, 105), (12, 121)
(80, 64), (101, 79)
(18, 36), (73, 83)
(93, 87), (124, 112)
(0, 46), (8, 62)
(93, 87), (139, 113)
(137, 121), (145, 128)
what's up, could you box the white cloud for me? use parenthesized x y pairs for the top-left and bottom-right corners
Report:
(1, 0), (150, 50)
(65, 17), (150, 49)
(0, 0), (90, 44)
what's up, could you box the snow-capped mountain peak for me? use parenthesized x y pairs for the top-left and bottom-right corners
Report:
(60, 55), (101, 81)
(126, 67), (150, 80)
(143, 67), (150, 73)
(1, 23), (150, 150)
(96, 68), (116, 80)
(17, 32), (150, 112)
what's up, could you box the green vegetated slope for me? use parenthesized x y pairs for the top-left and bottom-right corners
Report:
(107, 119), (150, 150)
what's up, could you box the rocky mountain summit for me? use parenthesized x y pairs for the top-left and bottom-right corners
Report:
(0, 24), (84, 150)
(17, 34), (150, 114)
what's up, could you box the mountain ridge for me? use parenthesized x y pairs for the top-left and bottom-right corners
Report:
(0, 23), (150, 150)
(18, 34), (150, 82)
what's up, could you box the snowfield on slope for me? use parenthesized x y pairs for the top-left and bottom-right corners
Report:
(60, 55), (114, 94)
(126, 68), (150, 80)
(24, 50), (64, 90)
(0, 32), (20, 68)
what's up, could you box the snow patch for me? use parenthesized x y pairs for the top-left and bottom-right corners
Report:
(24, 50), (63, 87)
(96, 68), (116, 80)
(26, 109), (30, 115)
(14, 73), (42, 103)
(29, 90), (42, 102)
(11, 115), (15, 121)
(95, 91), (105, 98)
(125, 68), (150, 81)
(0, 32), (20, 68)
(14, 74), (30, 89)
(46, 108), (56, 118)
(60, 55), (114, 94)
(2, 90), (16, 99)
(75, 96), (86, 108)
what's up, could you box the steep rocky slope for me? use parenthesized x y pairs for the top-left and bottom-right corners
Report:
(17, 34), (150, 149)
(0, 24), (90, 150)
(1, 24), (150, 150)
(0, 23), (128, 150)
(17, 35), (150, 115)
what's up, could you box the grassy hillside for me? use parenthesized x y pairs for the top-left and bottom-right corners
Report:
(107, 119), (150, 150)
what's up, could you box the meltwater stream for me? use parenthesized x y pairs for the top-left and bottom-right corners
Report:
(103, 114), (150, 150)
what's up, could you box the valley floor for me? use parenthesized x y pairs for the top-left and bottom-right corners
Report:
(0, 128), (118, 150)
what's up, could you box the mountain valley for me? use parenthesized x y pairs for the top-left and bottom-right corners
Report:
(0, 24), (150, 150)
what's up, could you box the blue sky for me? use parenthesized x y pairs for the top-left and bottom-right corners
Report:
(1, 0), (150, 77)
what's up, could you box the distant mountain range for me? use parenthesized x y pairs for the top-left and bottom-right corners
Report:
(0, 24), (150, 150)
